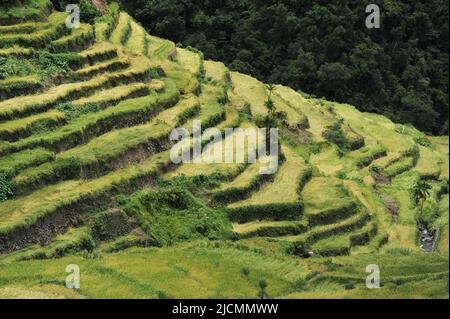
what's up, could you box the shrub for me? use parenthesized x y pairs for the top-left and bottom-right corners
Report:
(285, 241), (308, 257)
(0, 173), (15, 201)
(258, 280), (268, 299)
(415, 136), (432, 147)
(217, 87), (229, 105)
(156, 291), (171, 299)
(79, 0), (101, 24)
(385, 247), (413, 256)
(292, 277), (307, 291)
(240, 267), (250, 277)
(0, 52), (81, 82)
(322, 120), (349, 151)
(336, 171), (347, 179)
(120, 185), (232, 246)
(309, 143), (322, 155)
(371, 165), (382, 174)
(0, 56), (32, 79)
(56, 102), (100, 119)
(344, 282), (355, 290)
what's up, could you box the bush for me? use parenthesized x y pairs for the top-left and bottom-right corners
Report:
(415, 136), (432, 148)
(385, 247), (413, 256)
(240, 267), (250, 277)
(0, 52), (81, 82)
(344, 282), (355, 290)
(56, 102), (100, 119)
(79, 0), (101, 24)
(217, 87), (229, 105)
(0, 173), (15, 201)
(52, 0), (101, 23)
(0, 56), (32, 79)
(322, 120), (349, 151)
(120, 185), (232, 246)
(309, 143), (322, 155)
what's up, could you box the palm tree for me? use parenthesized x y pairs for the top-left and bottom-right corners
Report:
(266, 84), (276, 100)
(411, 179), (432, 215)
(265, 84), (276, 116)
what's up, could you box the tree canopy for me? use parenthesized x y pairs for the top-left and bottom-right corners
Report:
(119, 0), (449, 135)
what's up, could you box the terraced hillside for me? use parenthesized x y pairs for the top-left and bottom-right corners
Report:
(0, 1), (448, 299)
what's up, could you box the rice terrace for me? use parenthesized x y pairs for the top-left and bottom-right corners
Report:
(0, 0), (448, 300)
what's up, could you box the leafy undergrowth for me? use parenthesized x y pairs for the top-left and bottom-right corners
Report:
(0, 1), (448, 299)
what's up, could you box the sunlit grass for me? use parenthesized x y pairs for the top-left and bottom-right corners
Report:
(230, 146), (308, 207)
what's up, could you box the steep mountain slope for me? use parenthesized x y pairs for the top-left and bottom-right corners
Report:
(0, 2), (448, 299)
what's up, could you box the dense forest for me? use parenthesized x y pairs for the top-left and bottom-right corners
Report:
(116, 0), (449, 135)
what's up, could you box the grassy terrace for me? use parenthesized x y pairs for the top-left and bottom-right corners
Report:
(176, 48), (202, 76)
(74, 56), (130, 79)
(233, 220), (308, 239)
(0, 45), (32, 57)
(0, 147), (54, 178)
(229, 146), (309, 208)
(51, 23), (95, 53)
(263, 177), (378, 255)
(376, 171), (424, 251)
(165, 122), (259, 179)
(0, 12), (67, 49)
(230, 72), (268, 117)
(285, 253), (448, 299)
(0, 76), (43, 101)
(0, 56), (154, 121)
(279, 208), (371, 245)
(183, 84), (225, 131)
(0, 74), (40, 86)
(147, 35), (176, 60)
(214, 156), (272, 201)
(0, 19), (49, 34)
(231, 72), (308, 129)
(414, 145), (444, 178)
(125, 20), (146, 56)
(204, 60), (228, 83)
(0, 243), (312, 298)
(0, 0), (52, 25)
(0, 80), (179, 156)
(79, 41), (118, 64)
(0, 110), (65, 141)
(0, 150), (173, 239)
(110, 12), (130, 46)
(334, 103), (416, 154)
(4, 226), (94, 261)
(71, 82), (149, 107)
(302, 177), (358, 226)
(310, 221), (378, 256)
(225, 146), (310, 225)
(13, 96), (199, 191)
